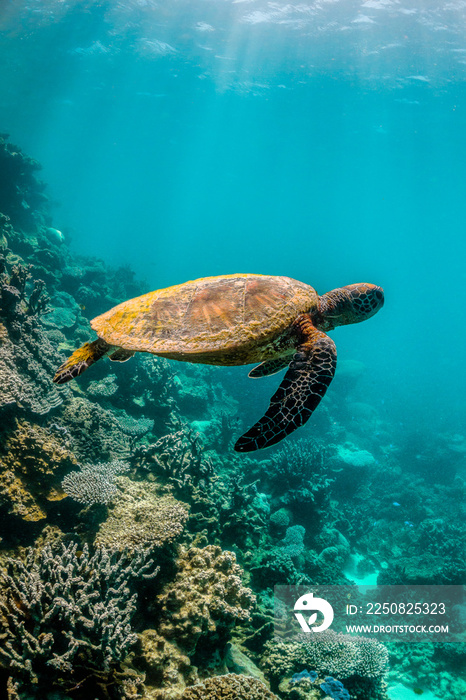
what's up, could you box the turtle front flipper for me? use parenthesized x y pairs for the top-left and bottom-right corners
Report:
(53, 338), (111, 384)
(235, 318), (336, 452)
(248, 357), (291, 378)
(108, 348), (135, 363)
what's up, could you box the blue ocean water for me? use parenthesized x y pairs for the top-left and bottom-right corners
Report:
(0, 2), (465, 698)
(2, 0), (465, 437)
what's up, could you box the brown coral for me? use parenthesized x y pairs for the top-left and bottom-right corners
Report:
(95, 477), (189, 550)
(157, 545), (256, 655)
(181, 674), (280, 700)
(135, 629), (198, 700)
(0, 419), (76, 521)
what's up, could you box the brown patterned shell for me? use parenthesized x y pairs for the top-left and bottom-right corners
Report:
(91, 274), (317, 363)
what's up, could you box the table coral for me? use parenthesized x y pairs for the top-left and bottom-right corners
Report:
(262, 631), (389, 694)
(95, 476), (189, 550)
(181, 673), (280, 700)
(62, 459), (129, 505)
(158, 545), (256, 656)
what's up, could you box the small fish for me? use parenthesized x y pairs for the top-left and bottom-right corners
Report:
(413, 689), (424, 696)
(393, 502), (401, 507)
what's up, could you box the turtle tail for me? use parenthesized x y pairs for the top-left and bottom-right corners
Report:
(53, 338), (111, 384)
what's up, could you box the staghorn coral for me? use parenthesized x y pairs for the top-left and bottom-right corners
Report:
(0, 419), (76, 522)
(62, 459), (129, 505)
(0, 542), (158, 693)
(181, 674), (280, 700)
(132, 426), (214, 498)
(95, 476), (189, 550)
(157, 545), (256, 657)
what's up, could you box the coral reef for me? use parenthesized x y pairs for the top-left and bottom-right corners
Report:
(180, 674), (280, 700)
(95, 477), (189, 550)
(131, 427), (214, 498)
(135, 629), (198, 699)
(0, 542), (158, 694)
(62, 459), (129, 505)
(261, 631), (389, 699)
(0, 132), (464, 700)
(0, 136), (47, 231)
(59, 396), (133, 462)
(0, 259), (66, 417)
(0, 419), (76, 522)
(157, 545), (256, 657)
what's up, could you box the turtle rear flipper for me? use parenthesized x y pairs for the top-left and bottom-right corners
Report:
(53, 338), (111, 384)
(235, 320), (336, 452)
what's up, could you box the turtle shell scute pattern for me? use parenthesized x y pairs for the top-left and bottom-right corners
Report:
(91, 274), (317, 358)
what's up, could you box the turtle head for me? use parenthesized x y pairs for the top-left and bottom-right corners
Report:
(315, 283), (384, 330)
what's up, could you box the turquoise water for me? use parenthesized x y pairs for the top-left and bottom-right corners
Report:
(0, 2), (465, 699)
(2, 1), (466, 435)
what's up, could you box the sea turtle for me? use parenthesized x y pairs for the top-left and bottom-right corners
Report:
(53, 274), (384, 451)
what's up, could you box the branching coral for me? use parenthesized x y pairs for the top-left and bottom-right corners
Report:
(189, 471), (267, 549)
(0, 312), (66, 418)
(59, 396), (133, 462)
(262, 631), (389, 686)
(0, 135), (46, 230)
(267, 439), (334, 512)
(62, 459), (129, 505)
(132, 427), (213, 495)
(0, 542), (158, 692)
(271, 439), (327, 490)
